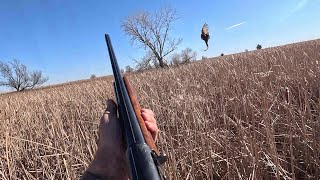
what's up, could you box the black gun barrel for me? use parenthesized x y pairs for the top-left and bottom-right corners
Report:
(105, 34), (164, 180)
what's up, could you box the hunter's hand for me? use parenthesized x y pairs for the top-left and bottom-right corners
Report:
(141, 108), (159, 141)
(85, 99), (159, 179)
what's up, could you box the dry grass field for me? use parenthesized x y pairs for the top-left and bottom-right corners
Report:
(0, 39), (320, 179)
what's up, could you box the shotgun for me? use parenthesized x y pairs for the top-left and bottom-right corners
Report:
(104, 34), (167, 180)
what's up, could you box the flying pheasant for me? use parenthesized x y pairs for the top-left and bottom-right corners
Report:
(201, 23), (210, 51)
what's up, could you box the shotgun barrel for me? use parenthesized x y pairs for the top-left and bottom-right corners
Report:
(104, 34), (167, 180)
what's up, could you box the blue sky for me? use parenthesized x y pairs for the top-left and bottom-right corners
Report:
(0, 0), (320, 91)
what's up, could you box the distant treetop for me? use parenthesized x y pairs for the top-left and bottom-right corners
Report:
(257, 44), (262, 50)
(0, 59), (48, 91)
(90, 74), (96, 79)
(122, 7), (181, 68)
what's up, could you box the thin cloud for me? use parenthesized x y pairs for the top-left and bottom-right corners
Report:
(226, 21), (246, 30)
(291, 0), (309, 14)
(283, 0), (310, 21)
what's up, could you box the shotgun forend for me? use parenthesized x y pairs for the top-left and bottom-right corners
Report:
(105, 34), (167, 180)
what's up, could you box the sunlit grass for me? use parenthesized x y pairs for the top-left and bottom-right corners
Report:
(0, 39), (319, 179)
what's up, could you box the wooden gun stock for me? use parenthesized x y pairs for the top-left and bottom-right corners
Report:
(123, 76), (160, 155)
(106, 34), (167, 179)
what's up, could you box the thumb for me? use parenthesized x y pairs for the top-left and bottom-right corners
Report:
(105, 99), (117, 114)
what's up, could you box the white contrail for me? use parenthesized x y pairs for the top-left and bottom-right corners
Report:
(280, 0), (311, 22)
(284, 0), (309, 20)
(226, 21), (246, 30)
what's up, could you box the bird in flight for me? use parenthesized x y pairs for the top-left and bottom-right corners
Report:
(201, 23), (210, 51)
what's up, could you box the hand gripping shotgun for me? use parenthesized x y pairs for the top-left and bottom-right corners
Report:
(104, 34), (167, 180)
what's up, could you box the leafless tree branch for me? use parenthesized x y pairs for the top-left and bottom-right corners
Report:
(0, 59), (48, 91)
(170, 48), (197, 66)
(122, 7), (181, 68)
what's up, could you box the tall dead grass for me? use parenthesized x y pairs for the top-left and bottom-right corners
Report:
(0, 39), (319, 179)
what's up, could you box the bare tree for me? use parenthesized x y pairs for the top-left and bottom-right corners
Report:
(170, 48), (197, 66)
(170, 53), (181, 66)
(180, 48), (197, 64)
(0, 59), (48, 91)
(125, 65), (134, 73)
(133, 50), (162, 71)
(90, 74), (96, 79)
(122, 7), (182, 68)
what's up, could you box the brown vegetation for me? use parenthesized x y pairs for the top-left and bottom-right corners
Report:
(0, 39), (320, 179)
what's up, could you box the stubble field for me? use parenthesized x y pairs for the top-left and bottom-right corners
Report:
(0, 39), (319, 179)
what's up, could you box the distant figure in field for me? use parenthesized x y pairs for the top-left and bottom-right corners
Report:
(201, 23), (210, 51)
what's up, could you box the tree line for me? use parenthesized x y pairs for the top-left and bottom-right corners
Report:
(1, 6), (264, 91)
